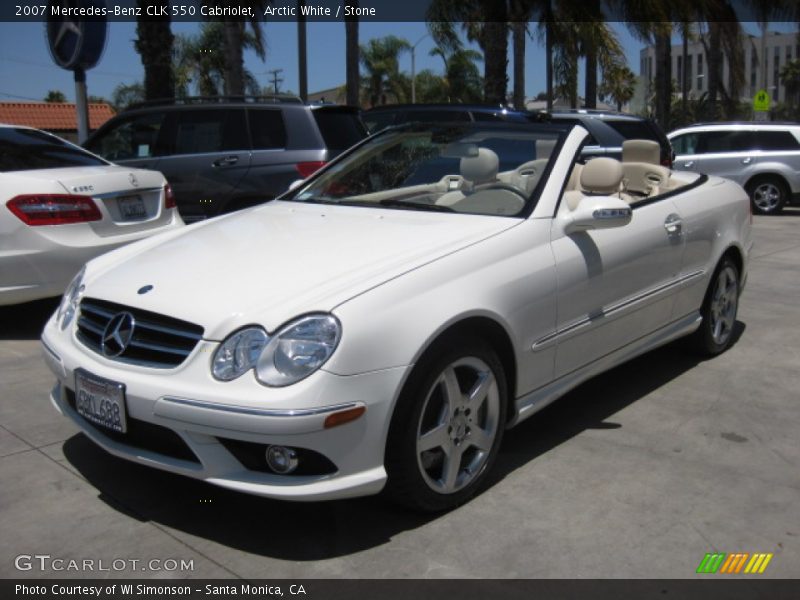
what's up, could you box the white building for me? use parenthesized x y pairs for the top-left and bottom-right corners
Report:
(640, 30), (799, 104)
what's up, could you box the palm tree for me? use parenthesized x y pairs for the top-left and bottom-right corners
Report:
(360, 36), (412, 106)
(427, 0), (509, 105)
(202, 1), (269, 96)
(174, 23), (262, 97)
(430, 45), (484, 102)
(345, 3), (360, 106)
(135, 1), (174, 100)
(780, 59), (800, 117)
(600, 65), (636, 111)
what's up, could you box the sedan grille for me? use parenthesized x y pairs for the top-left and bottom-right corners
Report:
(76, 298), (204, 368)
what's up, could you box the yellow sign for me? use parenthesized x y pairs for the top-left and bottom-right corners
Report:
(753, 89), (771, 112)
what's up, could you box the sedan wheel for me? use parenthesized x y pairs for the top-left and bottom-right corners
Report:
(691, 257), (740, 356)
(416, 357), (501, 494)
(385, 337), (507, 511)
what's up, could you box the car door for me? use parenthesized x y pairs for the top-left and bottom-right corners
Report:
(549, 191), (686, 378)
(670, 131), (700, 173)
(156, 108), (252, 221)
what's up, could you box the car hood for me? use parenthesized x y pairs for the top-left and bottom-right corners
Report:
(84, 201), (519, 339)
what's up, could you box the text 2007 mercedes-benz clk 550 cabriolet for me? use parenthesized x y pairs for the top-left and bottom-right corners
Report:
(42, 122), (752, 511)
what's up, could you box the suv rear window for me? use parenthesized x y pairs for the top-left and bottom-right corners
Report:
(312, 109), (367, 152)
(753, 130), (800, 151)
(606, 120), (660, 142)
(0, 127), (106, 171)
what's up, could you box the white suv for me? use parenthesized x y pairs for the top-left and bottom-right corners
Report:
(669, 123), (800, 214)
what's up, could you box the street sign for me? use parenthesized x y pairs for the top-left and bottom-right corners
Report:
(753, 89), (771, 112)
(46, 0), (107, 70)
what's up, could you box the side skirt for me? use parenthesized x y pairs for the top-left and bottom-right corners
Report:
(508, 311), (702, 428)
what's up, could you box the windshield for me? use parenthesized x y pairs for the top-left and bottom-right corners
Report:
(285, 124), (562, 218)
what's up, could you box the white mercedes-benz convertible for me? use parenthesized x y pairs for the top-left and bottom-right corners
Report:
(41, 122), (752, 511)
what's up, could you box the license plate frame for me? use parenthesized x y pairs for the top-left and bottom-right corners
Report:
(117, 195), (147, 220)
(74, 369), (128, 434)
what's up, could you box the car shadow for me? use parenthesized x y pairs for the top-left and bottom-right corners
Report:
(0, 297), (59, 341)
(61, 321), (746, 561)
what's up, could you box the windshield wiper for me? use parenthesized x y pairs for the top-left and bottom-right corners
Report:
(378, 199), (455, 213)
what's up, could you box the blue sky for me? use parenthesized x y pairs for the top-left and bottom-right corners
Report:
(0, 21), (795, 103)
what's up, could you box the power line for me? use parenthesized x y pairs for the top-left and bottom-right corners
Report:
(0, 91), (41, 101)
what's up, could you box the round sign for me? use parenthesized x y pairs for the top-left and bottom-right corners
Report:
(753, 89), (770, 112)
(45, 0), (107, 70)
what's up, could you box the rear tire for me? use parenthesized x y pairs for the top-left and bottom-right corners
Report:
(690, 256), (740, 356)
(746, 176), (786, 215)
(384, 336), (507, 512)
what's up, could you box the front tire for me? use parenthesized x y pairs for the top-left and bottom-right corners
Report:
(691, 257), (740, 356)
(384, 337), (507, 512)
(747, 176), (786, 215)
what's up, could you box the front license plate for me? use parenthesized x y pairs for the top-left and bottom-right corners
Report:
(74, 370), (128, 434)
(117, 195), (147, 220)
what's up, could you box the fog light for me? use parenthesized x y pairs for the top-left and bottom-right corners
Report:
(265, 445), (299, 474)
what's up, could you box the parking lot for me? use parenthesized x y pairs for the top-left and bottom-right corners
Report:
(1, 210), (798, 580)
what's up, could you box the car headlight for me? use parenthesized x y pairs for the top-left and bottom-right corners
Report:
(211, 327), (269, 381)
(256, 315), (341, 387)
(56, 267), (85, 330)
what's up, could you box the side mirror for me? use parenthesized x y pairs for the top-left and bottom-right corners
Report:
(564, 196), (632, 234)
(288, 179), (304, 192)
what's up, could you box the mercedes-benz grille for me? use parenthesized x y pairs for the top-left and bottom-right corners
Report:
(76, 298), (204, 368)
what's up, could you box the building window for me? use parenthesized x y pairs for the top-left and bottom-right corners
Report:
(697, 53), (704, 91)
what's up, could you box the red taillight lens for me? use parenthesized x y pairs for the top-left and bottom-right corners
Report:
(164, 183), (176, 209)
(6, 194), (101, 226)
(295, 161), (326, 178)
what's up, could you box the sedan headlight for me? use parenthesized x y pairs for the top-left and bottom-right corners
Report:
(211, 315), (341, 387)
(256, 315), (341, 387)
(56, 267), (85, 330)
(211, 327), (269, 381)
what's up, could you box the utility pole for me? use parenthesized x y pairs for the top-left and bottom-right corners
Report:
(268, 68), (284, 94)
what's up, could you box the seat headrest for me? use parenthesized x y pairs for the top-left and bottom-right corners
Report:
(622, 139), (660, 165)
(580, 157), (623, 195)
(460, 148), (499, 185)
(536, 138), (557, 159)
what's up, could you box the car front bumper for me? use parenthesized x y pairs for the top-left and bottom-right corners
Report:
(41, 313), (407, 501)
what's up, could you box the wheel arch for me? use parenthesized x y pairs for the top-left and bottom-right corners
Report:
(744, 171), (791, 194)
(401, 314), (519, 425)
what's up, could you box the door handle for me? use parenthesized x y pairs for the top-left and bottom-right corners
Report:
(664, 214), (683, 235)
(212, 155), (239, 167)
(741, 157), (752, 165)
(683, 160), (694, 168)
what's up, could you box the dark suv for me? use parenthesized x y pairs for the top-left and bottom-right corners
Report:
(362, 104), (532, 133)
(85, 96), (367, 222)
(541, 109), (674, 167)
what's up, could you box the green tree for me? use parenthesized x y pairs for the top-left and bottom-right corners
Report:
(599, 65), (636, 111)
(174, 23), (262, 97)
(135, 0), (174, 101)
(780, 59), (800, 118)
(427, 1), (508, 105)
(111, 82), (144, 111)
(430, 45), (483, 103)
(360, 35), (412, 106)
(44, 90), (66, 103)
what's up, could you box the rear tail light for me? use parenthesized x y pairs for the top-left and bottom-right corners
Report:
(164, 183), (176, 209)
(295, 161), (326, 178)
(6, 194), (101, 226)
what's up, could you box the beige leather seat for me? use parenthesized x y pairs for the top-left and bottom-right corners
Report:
(437, 148), (499, 206)
(564, 157), (625, 211)
(508, 138), (558, 196)
(621, 139), (670, 197)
